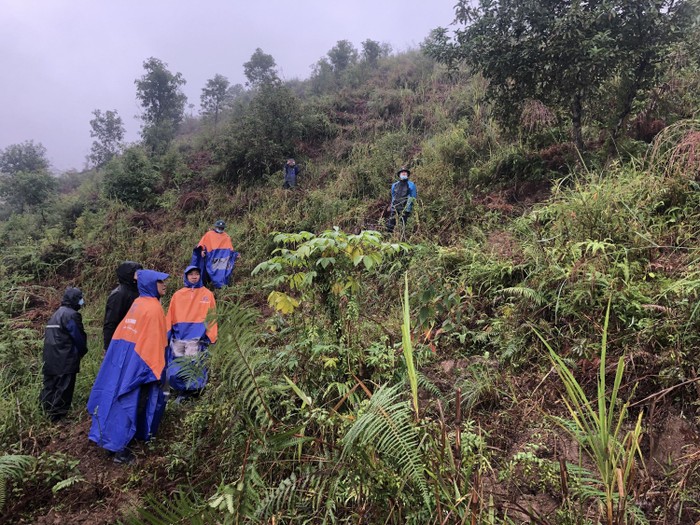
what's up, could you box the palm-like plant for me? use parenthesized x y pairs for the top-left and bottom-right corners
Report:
(536, 298), (644, 525)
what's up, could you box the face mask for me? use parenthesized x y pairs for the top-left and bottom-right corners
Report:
(400, 174), (408, 181)
(78, 298), (85, 306)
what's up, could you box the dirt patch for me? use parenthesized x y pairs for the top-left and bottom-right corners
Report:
(484, 230), (526, 265)
(5, 415), (174, 525)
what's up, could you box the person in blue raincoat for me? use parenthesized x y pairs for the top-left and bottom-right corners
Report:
(386, 167), (417, 234)
(190, 220), (239, 289)
(165, 266), (217, 400)
(283, 158), (299, 189)
(87, 269), (169, 464)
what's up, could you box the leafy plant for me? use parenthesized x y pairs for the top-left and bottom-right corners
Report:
(253, 228), (409, 340)
(0, 454), (34, 511)
(342, 382), (431, 508)
(401, 272), (419, 418)
(536, 299), (645, 525)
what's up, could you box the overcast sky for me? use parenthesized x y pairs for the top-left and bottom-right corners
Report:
(1, 1), (456, 172)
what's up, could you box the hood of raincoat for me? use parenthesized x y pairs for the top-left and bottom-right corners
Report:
(116, 261), (143, 286)
(136, 269), (169, 298)
(183, 265), (203, 289)
(61, 287), (84, 310)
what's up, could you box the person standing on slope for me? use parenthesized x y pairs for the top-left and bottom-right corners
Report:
(190, 220), (239, 289)
(165, 266), (217, 401)
(41, 287), (88, 421)
(87, 269), (169, 464)
(103, 260), (143, 351)
(386, 167), (417, 234)
(283, 158), (300, 189)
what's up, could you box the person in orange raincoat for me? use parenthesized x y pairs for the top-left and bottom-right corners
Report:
(190, 220), (239, 288)
(87, 269), (169, 464)
(165, 266), (217, 399)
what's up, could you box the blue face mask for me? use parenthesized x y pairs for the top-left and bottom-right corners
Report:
(78, 298), (85, 306)
(399, 174), (408, 181)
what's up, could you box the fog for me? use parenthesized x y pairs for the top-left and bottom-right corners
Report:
(1, 0), (456, 171)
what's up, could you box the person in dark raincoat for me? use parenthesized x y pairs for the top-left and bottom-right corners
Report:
(190, 220), (239, 289)
(165, 266), (217, 399)
(87, 269), (169, 464)
(41, 287), (88, 421)
(386, 167), (417, 234)
(283, 158), (299, 189)
(103, 261), (143, 351)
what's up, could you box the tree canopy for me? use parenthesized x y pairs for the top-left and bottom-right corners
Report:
(88, 109), (125, 168)
(327, 40), (358, 74)
(243, 48), (279, 87)
(426, 0), (696, 150)
(135, 57), (187, 154)
(200, 74), (232, 128)
(0, 140), (50, 175)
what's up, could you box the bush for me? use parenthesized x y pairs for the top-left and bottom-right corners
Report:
(469, 146), (547, 188)
(102, 147), (160, 209)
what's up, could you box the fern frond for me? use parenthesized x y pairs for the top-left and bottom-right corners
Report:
(52, 474), (85, 494)
(126, 491), (214, 525)
(170, 353), (208, 389)
(500, 286), (545, 306)
(417, 372), (441, 398)
(0, 454), (34, 511)
(342, 383), (431, 508)
(216, 303), (275, 427)
(0, 454), (34, 479)
(255, 468), (342, 523)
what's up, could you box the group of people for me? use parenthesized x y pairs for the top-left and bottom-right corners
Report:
(40, 163), (416, 463)
(40, 221), (239, 464)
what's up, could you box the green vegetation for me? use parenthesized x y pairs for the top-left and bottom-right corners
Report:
(1, 4), (700, 523)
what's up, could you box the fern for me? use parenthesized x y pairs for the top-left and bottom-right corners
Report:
(500, 286), (546, 306)
(254, 467), (344, 524)
(51, 474), (85, 494)
(170, 352), (208, 390)
(0, 454), (34, 511)
(216, 303), (275, 427)
(126, 491), (215, 525)
(342, 383), (431, 508)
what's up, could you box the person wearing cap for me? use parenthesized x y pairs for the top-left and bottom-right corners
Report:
(87, 269), (170, 464)
(165, 266), (218, 401)
(190, 220), (240, 289)
(386, 167), (417, 234)
(41, 287), (88, 421)
(283, 158), (299, 189)
(103, 260), (143, 352)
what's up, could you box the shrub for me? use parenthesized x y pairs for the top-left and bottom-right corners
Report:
(102, 147), (160, 209)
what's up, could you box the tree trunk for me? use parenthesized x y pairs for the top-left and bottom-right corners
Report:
(572, 93), (584, 152)
(611, 55), (651, 143)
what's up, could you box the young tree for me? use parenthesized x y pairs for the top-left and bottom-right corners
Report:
(134, 57), (187, 154)
(102, 146), (160, 209)
(426, 0), (695, 150)
(327, 40), (358, 74)
(0, 140), (50, 174)
(223, 83), (303, 181)
(88, 109), (125, 168)
(310, 58), (336, 94)
(243, 48), (279, 87)
(361, 39), (386, 68)
(0, 170), (57, 214)
(200, 74), (231, 128)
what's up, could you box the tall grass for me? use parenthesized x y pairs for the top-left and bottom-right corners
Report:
(401, 271), (419, 418)
(535, 298), (644, 525)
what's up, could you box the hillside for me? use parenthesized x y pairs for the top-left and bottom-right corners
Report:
(1, 36), (700, 525)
